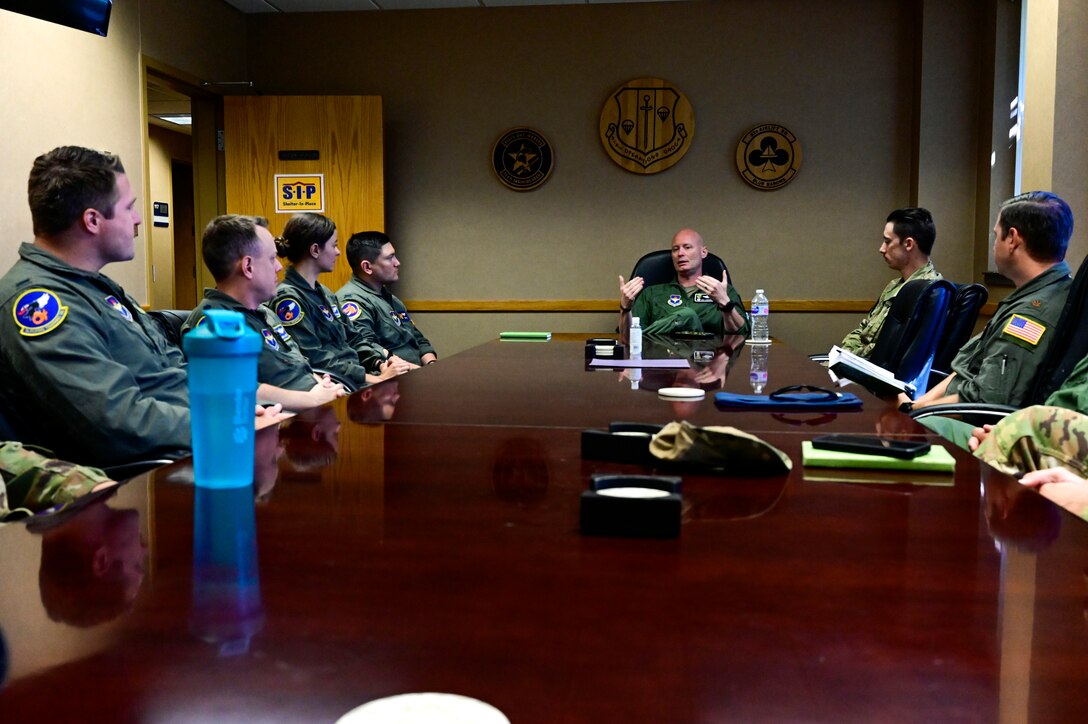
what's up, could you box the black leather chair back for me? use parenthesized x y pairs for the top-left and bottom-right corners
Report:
(868, 278), (956, 392)
(931, 283), (988, 375)
(1025, 253), (1088, 403)
(0, 393), (18, 442)
(630, 250), (730, 287)
(147, 309), (191, 348)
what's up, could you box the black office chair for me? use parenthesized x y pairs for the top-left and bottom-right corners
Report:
(911, 254), (1088, 424)
(148, 308), (191, 348)
(864, 278), (956, 394)
(630, 249), (730, 287)
(927, 282), (989, 388)
(0, 394), (18, 442)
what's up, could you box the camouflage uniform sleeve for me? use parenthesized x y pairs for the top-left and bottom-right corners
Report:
(974, 406), (1088, 479)
(840, 280), (899, 358)
(1, 441), (113, 517)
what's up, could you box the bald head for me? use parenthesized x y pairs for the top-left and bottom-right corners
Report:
(671, 228), (708, 278)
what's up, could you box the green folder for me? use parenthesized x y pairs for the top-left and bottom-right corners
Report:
(801, 441), (956, 473)
(499, 331), (552, 341)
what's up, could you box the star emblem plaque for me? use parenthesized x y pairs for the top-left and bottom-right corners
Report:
(492, 127), (554, 192)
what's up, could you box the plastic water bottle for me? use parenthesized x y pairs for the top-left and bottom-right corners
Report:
(751, 289), (770, 343)
(750, 343), (769, 394)
(182, 309), (262, 489)
(629, 316), (643, 356)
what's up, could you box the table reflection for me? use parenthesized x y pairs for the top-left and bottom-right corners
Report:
(191, 485), (264, 656)
(29, 492), (147, 628)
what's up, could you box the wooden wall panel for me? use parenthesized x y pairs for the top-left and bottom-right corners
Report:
(224, 95), (384, 291)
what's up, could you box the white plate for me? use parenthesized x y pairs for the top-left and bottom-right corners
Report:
(338, 693), (510, 724)
(658, 387), (705, 400)
(597, 487), (671, 499)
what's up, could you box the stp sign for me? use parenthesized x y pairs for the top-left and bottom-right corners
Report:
(275, 174), (325, 213)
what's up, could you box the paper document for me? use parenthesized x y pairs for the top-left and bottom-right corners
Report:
(826, 345), (915, 397)
(588, 358), (691, 369)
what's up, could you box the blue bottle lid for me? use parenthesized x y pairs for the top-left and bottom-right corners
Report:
(182, 309), (262, 357)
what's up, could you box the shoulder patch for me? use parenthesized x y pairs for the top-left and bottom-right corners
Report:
(261, 328), (281, 350)
(104, 295), (134, 322)
(13, 289), (68, 337)
(273, 324), (292, 344)
(341, 301), (362, 320)
(275, 298), (304, 326)
(1002, 314), (1046, 346)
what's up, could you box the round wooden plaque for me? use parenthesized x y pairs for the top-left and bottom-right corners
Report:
(599, 77), (694, 175)
(735, 123), (803, 191)
(492, 127), (554, 192)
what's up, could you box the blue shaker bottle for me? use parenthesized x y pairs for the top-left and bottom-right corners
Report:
(182, 309), (262, 489)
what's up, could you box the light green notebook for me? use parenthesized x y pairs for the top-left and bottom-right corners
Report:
(801, 441), (956, 473)
(499, 331), (552, 340)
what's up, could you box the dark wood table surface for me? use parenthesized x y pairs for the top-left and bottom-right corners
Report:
(2, 336), (1088, 722)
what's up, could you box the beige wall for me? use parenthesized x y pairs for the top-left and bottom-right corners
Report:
(245, 0), (982, 355)
(0, 0), (244, 305)
(1054, 0), (1088, 266)
(0, 2), (144, 293)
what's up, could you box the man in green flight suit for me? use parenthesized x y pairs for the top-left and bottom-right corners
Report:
(336, 231), (437, 368)
(618, 228), (750, 338)
(184, 214), (345, 410)
(0, 146), (191, 467)
(840, 207), (942, 358)
(905, 191), (1074, 412)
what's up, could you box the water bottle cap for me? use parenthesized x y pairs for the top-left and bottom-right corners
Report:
(631, 317), (641, 327)
(756, 289), (765, 294)
(183, 309), (263, 357)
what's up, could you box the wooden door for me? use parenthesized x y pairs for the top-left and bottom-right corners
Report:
(223, 96), (384, 292)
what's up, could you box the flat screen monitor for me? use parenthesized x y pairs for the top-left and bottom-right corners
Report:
(0, 0), (113, 37)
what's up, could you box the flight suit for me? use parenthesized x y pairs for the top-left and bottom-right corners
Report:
(336, 275), (436, 366)
(0, 244), (190, 467)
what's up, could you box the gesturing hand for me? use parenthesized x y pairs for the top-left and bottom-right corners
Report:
(694, 270), (731, 306)
(618, 275), (644, 310)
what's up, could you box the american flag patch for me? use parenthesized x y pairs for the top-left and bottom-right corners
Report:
(1003, 314), (1046, 345)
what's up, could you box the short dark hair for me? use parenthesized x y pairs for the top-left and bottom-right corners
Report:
(28, 146), (125, 237)
(345, 231), (389, 272)
(202, 215), (261, 282)
(277, 213), (336, 263)
(886, 207), (936, 256)
(998, 191), (1074, 262)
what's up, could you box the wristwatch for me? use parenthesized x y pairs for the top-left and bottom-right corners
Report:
(718, 300), (736, 315)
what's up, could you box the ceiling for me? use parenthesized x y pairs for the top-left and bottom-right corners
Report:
(221, 0), (690, 12)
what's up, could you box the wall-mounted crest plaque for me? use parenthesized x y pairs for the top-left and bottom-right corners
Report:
(492, 127), (554, 191)
(599, 77), (694, 175)
(735, 124), (803, 191)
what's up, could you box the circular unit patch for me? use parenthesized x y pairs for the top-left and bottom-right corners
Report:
(275, 297), (304, 326)
(735, 123), (803, 191)
(340, 301), (362, 321)
(599, 77), (694, 175)
(12, 288), (68, 337)
(492, 127), (554, 192)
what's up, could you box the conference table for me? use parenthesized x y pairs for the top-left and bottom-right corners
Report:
(2, 335), (1088, 722)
